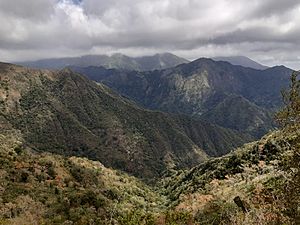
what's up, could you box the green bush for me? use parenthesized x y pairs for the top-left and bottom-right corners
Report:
(118, 210), (155, 225)
(14, 146), (23, 155)
(195, 200), (236, 225)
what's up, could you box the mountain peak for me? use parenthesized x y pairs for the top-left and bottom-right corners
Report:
(111, 53), (128, 58)
(154, 52), (180, 57)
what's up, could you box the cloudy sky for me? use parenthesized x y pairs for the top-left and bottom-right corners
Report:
(0, 0), (300, 69)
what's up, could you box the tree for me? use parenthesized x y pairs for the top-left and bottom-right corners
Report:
(275, 71), (300, 221)
(276, 71), (300, 130)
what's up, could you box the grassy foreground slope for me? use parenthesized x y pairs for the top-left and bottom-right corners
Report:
(0, 124), (298, 224)
(160, 130), (297, 224)
(0, 129), (165, 224)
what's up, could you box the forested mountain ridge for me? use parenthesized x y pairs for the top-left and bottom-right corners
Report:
(72, 58), (292, 138)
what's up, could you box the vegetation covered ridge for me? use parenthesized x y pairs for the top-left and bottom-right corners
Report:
(0, 62), (250, 180)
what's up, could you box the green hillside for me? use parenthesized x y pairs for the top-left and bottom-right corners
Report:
(0, 63), (249, 180)
(0, 110), (298, 224)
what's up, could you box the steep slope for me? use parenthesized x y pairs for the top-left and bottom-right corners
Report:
(158, 129), (297, 224)
(201, 95), (275, 137)
(16, 53), (189, 71)
(213, 56), (268, 70)
(0, 62), (249, 180)
(72, 59), (292, 137)
(170, 115), (251, 156)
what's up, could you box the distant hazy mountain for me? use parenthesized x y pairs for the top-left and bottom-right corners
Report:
(134, 53), (189, 71)
(213, 56), (268, 70)
(16, 53), (189, 71)
(72, 58), (292, 138)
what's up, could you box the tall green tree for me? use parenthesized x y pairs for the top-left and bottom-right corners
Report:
(276, 71), (300, 221)
(276, 71), (300, 129)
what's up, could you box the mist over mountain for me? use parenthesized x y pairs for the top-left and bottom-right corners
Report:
(213, 56), (269, 70)
(16, 53), (189, 71)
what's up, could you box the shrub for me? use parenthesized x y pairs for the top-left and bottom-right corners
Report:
(195, 200), (237, 225)
(14, 146), (23, 155)
(118, 210), (155, 225)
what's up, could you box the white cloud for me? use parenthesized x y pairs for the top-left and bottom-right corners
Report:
(0, 0), (299, 69)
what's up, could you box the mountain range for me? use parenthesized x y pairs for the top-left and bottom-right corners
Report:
(17, 53), (271, 71)
(16, 53), (189, 71)
(72, 58), (292, 138)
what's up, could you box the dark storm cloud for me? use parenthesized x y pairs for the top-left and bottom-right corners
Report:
(0, 0), (299, 69)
